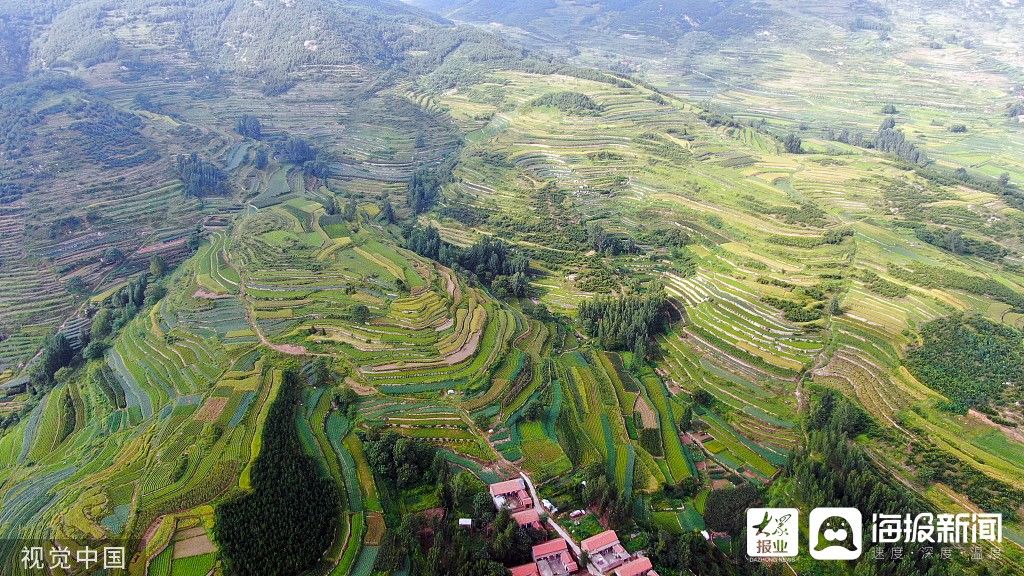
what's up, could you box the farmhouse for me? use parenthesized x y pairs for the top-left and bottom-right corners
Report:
(508, 537), (579, 576)
(581, 530), (630, 574)
(613, 557), (659, 576)
(532, 538), (579, 575)
(489, 478), (533, 513)
(512, 508), (544, 530)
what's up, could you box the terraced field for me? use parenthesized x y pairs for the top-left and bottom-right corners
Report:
(426, 69), (1024, 558)
(1, 1), (1024, 573)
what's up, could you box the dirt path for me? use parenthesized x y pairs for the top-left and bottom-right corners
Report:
(969, 409), (1024, 444)
(519, 472), (583, 558)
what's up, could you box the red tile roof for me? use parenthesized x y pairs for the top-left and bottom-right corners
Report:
(489, 478), (526, 496)
(581, 529), (620, 553)
(510, 563), (540, 576)
(614, 557), (654, 576)
(512, 509), (541, 527)
(532, 538), (569, 558)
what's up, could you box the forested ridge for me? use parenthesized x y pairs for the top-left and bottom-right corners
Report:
(214, 370), (338, 575)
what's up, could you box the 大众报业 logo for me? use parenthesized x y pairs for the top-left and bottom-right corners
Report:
(810, 507), (863, 560)
(746, 508), (798, 558)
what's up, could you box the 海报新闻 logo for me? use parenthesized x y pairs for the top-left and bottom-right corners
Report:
(746, 508), (799, 558)
(810, 507), (863, 560)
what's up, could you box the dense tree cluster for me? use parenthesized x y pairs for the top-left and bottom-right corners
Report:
(825, 127), (867, 147)
(888, 262), (1024, 311)
(761, 295), (823, 322)
(361, 427), (440, 488)
(406, 226), (530, 297)
(379, 197), (395, 224)
(910, 225), (1006, 260)
(390, 465), (536, 576)
(874, 128), (929, 165)
(782, 133), (802, 153)
(741, 194), (827, 227)
(27, 333), (74, 389)
(905, 314), (1024, 412)
(274, 136), (316, 164)
(407, 158), (456, 214)
(581, 464), (634, 526)
(176, 152), (228, 197)
(235, 114), (262, 139)
(0, 182), (23, 203)
(214, 370), (338, 576)
(83, 273), (163, 360)
(587, 222), (637, 255)
(577, 291), (667, 354)
(790, 390), (957, 576)
(69, 100), (156, 168)
(0, 72), (82, 158)
(648, 530), (744, 576)
(531, 91), (603, 115)
(704, 484), (760, 534)
(861, 270), (908, 298)
(907, 437), (1024, 519)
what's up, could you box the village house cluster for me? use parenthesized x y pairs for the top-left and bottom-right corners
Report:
(483, 477), (660, 576)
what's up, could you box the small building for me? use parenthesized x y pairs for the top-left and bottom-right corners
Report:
(613, 557), (660, 576)
(509, 563), (540, 576)
(458, 518), (472, 528)
(541, 498), (557, 513)
(569, 509), (587, 520)
(489, 478), (533, 513)
(512, 509), (544, 531)
(532, 538), (578, 576)
(581, 530), (630, 574)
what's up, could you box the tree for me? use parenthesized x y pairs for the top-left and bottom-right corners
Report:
(102, 247), (124, 264)
(214, 370), (338, 575)
(782, 133), (802, 154)
(693, 389), (715, 407)
(149, 255), (167, 277)
(309, 358), (332, 387)
(29, 333), (75, 388)
(83, 340), (109, 360)
(235, 114), (262, 139)
(881, 103), (898, 114)
(254, 148), (269, 169)
(949, 123), (967, 133)
(66, 277), (89, 295)
(379, 197), (395, 224)
(90, 309), (112, 340)
(680, 405), (693, 431)
(350, 304), (370, 323)
(276, 137), (316, 165)
(176, 153), (228, 197)
(999, 172), (1011, 190)
(577, 291), (668, 353)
